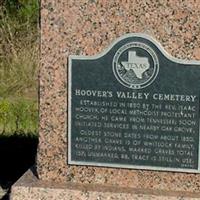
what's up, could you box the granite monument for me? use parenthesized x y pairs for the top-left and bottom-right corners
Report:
(11, 1), (200, 199)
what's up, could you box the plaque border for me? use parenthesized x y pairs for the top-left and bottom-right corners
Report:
(68, 33), (200, 173)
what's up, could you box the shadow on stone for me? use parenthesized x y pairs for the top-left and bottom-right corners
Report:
(0, 134), (38, 193)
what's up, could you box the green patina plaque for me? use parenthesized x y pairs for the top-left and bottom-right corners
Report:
(68, 33), (200, 173)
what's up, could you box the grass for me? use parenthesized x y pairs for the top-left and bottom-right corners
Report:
(0, 3), (39, 196)
(0, 0), (39, 136)
(0, 98), (38, 135)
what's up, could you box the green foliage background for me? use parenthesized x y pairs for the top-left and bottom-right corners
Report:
(0, 98), (38, 135)
(0, 0), (39, 135)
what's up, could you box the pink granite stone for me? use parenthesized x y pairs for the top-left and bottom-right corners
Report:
(32, 0), (200, 197)
(10, 170), (200, 200)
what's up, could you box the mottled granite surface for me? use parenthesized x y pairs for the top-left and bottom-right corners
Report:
(37, 0), (200, 195)
(10, 170), (200, 200)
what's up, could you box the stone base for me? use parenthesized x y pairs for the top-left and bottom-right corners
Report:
(0, 186), (6, 199)
(11, 169), (200, 200)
